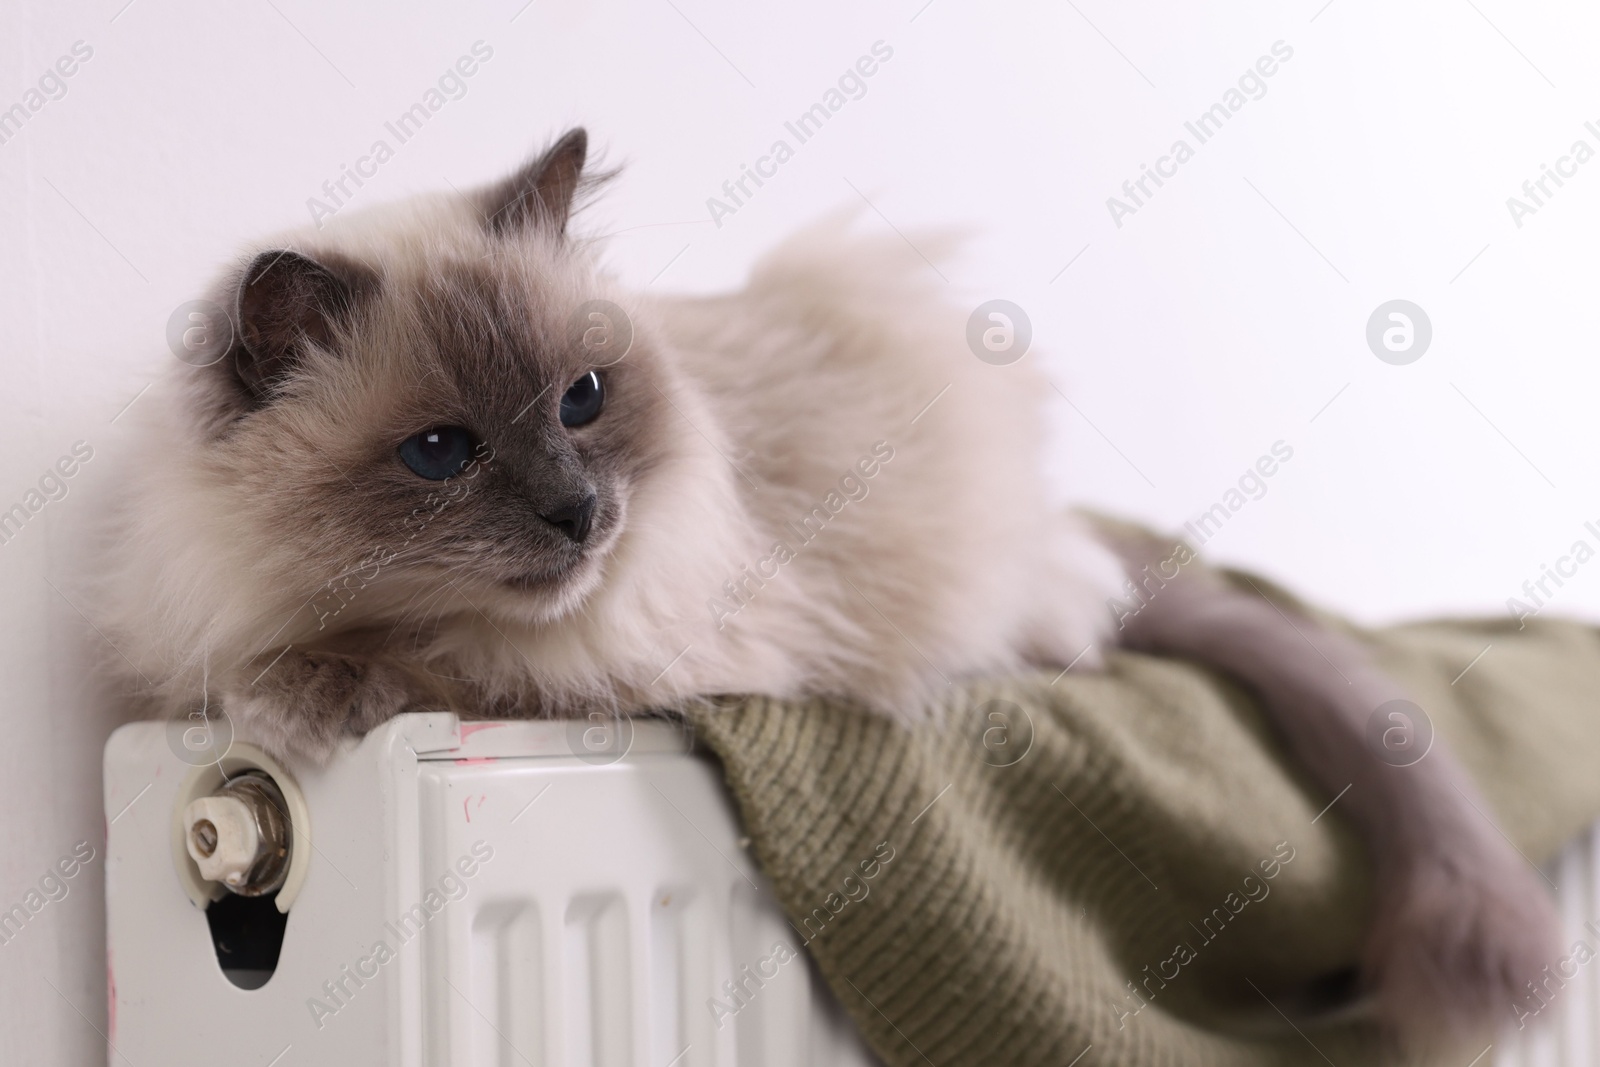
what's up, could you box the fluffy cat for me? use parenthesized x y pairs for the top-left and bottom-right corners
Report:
(102, 129), (1555, 1044)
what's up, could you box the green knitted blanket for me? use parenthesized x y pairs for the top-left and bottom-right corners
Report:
(688, 606), (1600, 1066)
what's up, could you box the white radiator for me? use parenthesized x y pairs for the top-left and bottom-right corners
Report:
(105, 709), (1587, 1065)
(103, 712), (878, 1066)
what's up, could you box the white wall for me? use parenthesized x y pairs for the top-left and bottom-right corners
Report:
(4, 0), (1598, 1060)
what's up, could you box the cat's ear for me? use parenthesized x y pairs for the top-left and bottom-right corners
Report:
(231, 249), (375, 402)
(481, 128), (591, 237)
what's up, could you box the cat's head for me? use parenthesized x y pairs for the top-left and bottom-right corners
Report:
(181, 129), (685, 633)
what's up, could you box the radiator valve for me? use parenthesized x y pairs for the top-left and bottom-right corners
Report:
(182, 772), (291, 896)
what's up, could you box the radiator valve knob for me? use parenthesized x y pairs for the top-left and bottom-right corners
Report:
(182, 772), (291, 896)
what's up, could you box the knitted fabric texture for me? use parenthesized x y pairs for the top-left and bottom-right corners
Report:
(687, 610), (1600, 1066)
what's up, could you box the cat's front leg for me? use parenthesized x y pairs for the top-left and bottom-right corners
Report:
(224, 647), (428, 763)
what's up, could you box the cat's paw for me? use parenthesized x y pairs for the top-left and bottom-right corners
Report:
(225, 648), (415, 764)
(1364, 835), (1559, 1044)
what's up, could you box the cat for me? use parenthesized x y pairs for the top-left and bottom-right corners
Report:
(102, 128), (1555, 1044)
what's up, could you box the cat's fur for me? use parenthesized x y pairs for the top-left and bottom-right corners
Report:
(104, 129), (1121, 751)
(102, 129), (1555, 1045)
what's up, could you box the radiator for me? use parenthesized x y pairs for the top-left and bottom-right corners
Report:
(103, 712), (878, 1066)
(104, 709), (1581, 1065)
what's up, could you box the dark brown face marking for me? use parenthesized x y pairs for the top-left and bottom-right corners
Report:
(204, 241), (673, 628)
(232, 249), (379, 405)
(190, 131), (665, 626)
(481, 127), (591, 238)
(367, 260), (669, 595)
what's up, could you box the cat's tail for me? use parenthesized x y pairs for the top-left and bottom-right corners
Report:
(1098, 520), (1561, 1049)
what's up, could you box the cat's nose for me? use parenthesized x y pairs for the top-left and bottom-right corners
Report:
(540, 493), (596, 543)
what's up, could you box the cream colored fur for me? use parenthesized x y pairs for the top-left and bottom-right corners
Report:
(101, 192), (1123, 756)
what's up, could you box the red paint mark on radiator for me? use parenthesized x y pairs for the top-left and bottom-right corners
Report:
(458, 723), (506, 740)
(106, 948), (117, 1046)
(454, 757), (496, 766)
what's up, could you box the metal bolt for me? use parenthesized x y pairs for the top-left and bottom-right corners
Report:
(190, 818), (218, 858)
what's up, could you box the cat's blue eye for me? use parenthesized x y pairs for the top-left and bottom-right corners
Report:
(399, 426), (476, 480)
(559, 371), (604, 428)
